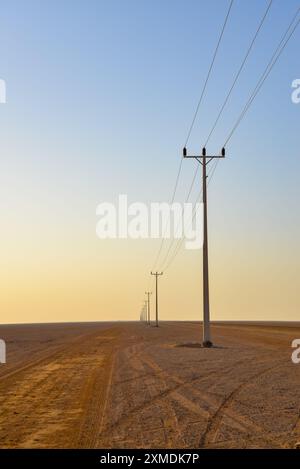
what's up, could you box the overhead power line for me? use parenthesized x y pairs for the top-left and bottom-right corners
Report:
(161, 158), (215, 273)
(158, 4), (300, 273)
(158, 164), (200, 271)
(161, 151), (225, 273)
(161, 0), (272, 274)
(161, 189), (202, 272)
(204, 0), (273, 147)
(223, 6), (300, 147)
(150, 0), (234, 276)
(143, 4), (300, 333)
(205, 5), (300, 190)
(185, 0), (234, 147)
(150, 157), (183, 275)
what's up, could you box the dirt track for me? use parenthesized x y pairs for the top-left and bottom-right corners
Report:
(0, 322), (299, 448)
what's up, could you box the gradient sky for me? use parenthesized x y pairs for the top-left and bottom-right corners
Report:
(0, 0), (299, 324)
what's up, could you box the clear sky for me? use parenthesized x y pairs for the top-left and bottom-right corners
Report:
(0, 0), (299, 323)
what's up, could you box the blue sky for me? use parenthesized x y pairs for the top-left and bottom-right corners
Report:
(0, 0), (299, 322)
(1, 0), (299, 196)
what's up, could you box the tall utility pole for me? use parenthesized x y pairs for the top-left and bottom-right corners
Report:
(183, 146), (225, 347)
(150, 271), (163, 327)
(145, 291), (152, 325)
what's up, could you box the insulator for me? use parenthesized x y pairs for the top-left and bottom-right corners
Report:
(202, 147), (206, 157)
(183, 147), (187, 157)
(221, 147), (225, 157)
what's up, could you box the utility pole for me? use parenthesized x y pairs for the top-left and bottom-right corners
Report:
(141, 305), (146, 323)
(145, 292), (152, 325)
(183, 146), (225, 347)
(141, 301), (147, 324)
(144, 300), (148, 325)
(150, 271), (163, 327)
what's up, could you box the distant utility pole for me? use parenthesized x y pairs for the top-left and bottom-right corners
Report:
(141, 301), (147, 324)
(145, 291), (152, 325)
(141, 304), (146, 323)
(144, 300), (148, 325)
(183, 146), (225, 347)
(150, 272), (163, 327)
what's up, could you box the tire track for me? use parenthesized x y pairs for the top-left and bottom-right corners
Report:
(0, 326), (118, 385)
(139, 354), (286, 448)
(75, 333), (120, 448)
(198, 361), (286, 448)
(103, 344), (191, 446)
(0, 326), (119, 448)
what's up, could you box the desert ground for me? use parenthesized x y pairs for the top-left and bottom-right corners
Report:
(0, 321), (299, 449)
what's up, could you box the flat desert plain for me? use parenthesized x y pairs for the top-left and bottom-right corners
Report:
(0, 322), (300, 449)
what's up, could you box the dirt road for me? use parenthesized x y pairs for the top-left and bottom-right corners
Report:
(0, 322), (299, 448)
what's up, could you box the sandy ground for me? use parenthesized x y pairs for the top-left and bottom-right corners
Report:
(0, 321), (299, 449)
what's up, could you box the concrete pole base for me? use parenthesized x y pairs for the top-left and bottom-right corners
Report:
(202, 340), (213, 348)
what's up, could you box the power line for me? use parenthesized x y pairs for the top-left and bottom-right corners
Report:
(161, 200), (200, 272)
(161, 186), (202, 272)
(207, 158), (219, 185)
(206, 5), (300, 189)
(150, 157), (183, 274)
(158, 164), (200, 271)
(163, 0), (273, 272)
(223, 6), (300, 148)
(149, 0), (234, 277)
(161, 157), (219, 273)
(161, 6), (300, 323)
(185, 0), (234, 147)
(159, 182), (202, 272)
(160, 0), (265, 270)
(204, 0), (273, 147)
(143, 4), (300, 334)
